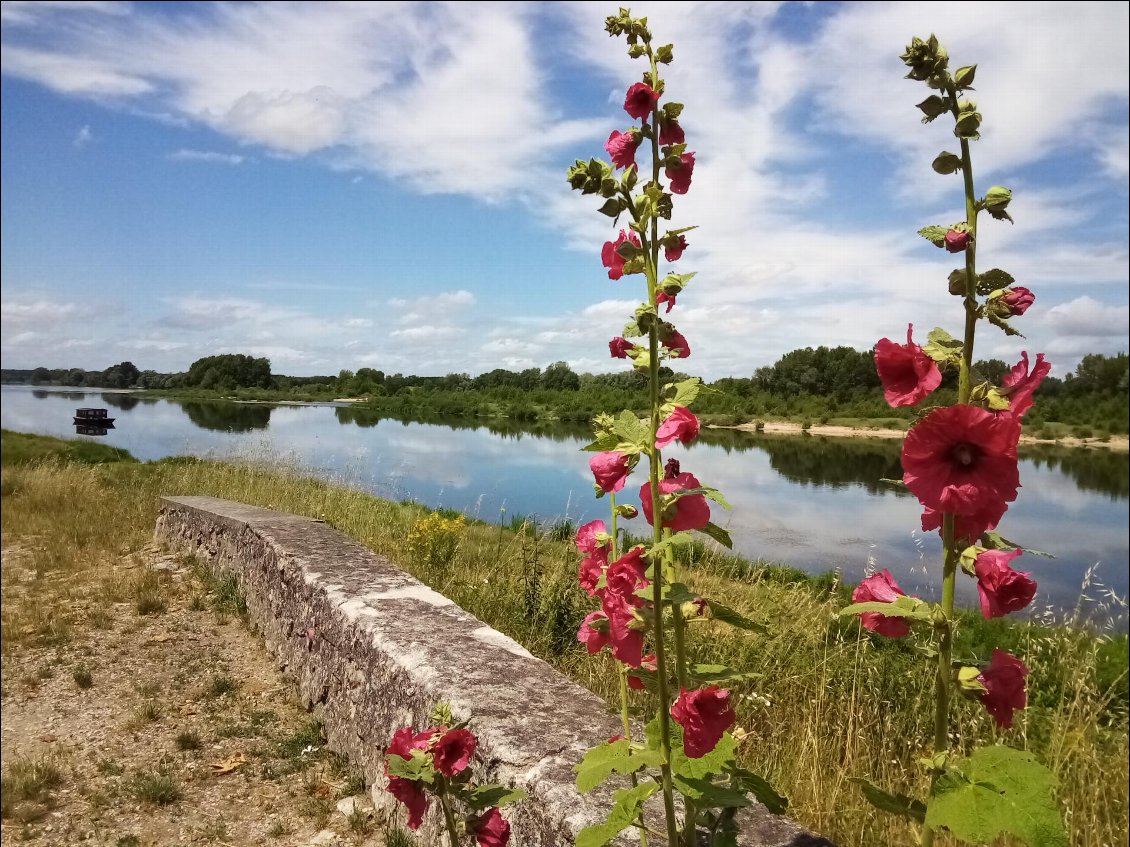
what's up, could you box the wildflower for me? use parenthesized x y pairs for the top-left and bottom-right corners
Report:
(655, 406), (700, 448)
(574, 519), (610, 557)
(977, 648), (1029, 728)
(944, 228), (970, 253)
(663, 233), (688, 262)
(670, 686), (735, 758)
(1000, 352), (1051, 419)
(623, 82), (660, 120)
(661, 328), (691, 359)
(999, 287), (1035, 316)
(852, 569), (912, 638)
(577, 610), (611, 654)
(640, 471), (710, 532)
(590, 451), (633, 494)
(433, 728), (476, 777)
(609, 336), (638, 359)
(665, 151), (695, 194)
(874, 324), (942, 407)
(601, 230), (642, 281)
(473, 807), (511, 847)
(659, 116), (685, 145)
(974, 549), (1036, 619)
(605, 129), (642, 170)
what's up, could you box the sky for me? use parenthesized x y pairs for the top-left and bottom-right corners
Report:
(1, 1), (1127, 380)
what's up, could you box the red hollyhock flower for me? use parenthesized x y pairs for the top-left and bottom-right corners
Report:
(590, 451), (632, 493)
(902, 405), (1021, 519)
(656, 291), (677, 313)
(602, 590), (645, 667)
(661, 329), (691, 358)
(605, 129), (641, 170)
(670, 686), (735, 758)
(659, 116), (685, 145)
(665, 151), (696, 194)
(433, 728), (476, 777)
(655, 406), (700, 448)
(874, 324), (942, 407)
(578, 554), (605, 596)
(387, 776), (428, 829)
(640, 472), (710, 532)
(851, 569), (912, 638)
(920, 502), (1006, 546)
(664, 233), (688, 262)
(977, 648), (1029, 729)
(577, 610), (611, 654)
(1000, 352), (1051, 419)
(604, 547), (648, 598)
(944, 229), (970, 253)
(1000, 286), (1035, 316)
(623, 82), (659, 120)
(609, 336), (637, 359)
(627, 654), (657, 690)
(574, 519), (609, 557)
(473, 807), (511, 847)
(974, 549), (1036, 619)
(601, 230), (641, 281)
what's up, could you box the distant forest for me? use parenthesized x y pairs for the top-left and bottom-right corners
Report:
(3, 348), (1127, 433)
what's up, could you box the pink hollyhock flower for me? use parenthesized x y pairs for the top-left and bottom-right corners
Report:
(944, 229), (970, 253)
(575, 519), (609, 557)
(1000, 352), (1051, 419)
(609, 336), (638, 359)
(601, 230), (642, 281)
(657, 291), (677, 313)
(640, 472), (710, 532)
(590, 451), (632, 493)
(670, 686), (736, 759)
(473, 807), (511, 847)
(623, 82), (659, 120)
(665, 152), (696, 194)
(628, 654), (657, 690)
(656, 406), (700, 448)
(1000, 287), (1035, 316)
(387, 776), (428, 829)
(874, 324), (942, 407)
(605, 129), (642, 170)
(921, 503), (1006, 546)
(975, 549), (1036, 619)
(659, 116), (685, 145)
(852, 569), (912, 638)
(386, 726), (438, 762)
(605, 547), (648, 598)
(902, 405), (1021, 519)
(433, 728), (476, 777)
(977, 648), (1029, 729)
(578, 554), (605, 596)
(664, 234), (688, 262)
(577, 610), (611, 655)
(661, 329), (691, 358)
(602, 590), (645, 667)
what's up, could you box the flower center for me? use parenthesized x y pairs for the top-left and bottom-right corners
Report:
(664, 458), (681, 479)
(950, 442), (979, 467)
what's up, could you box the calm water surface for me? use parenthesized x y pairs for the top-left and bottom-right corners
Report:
(3, 385), (1127, 618)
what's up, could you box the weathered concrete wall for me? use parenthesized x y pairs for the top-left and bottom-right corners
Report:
(155, 496), (833, 846)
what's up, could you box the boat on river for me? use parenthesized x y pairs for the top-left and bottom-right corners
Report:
(73, 408), (115, 427)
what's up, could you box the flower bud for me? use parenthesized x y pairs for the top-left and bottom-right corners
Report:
(987, 287), (1035, 317)
(954, 109), (982, 138)
(948, 268), (967, 296)
(616, 504), (639, 519)
(901, 35), (949, 81)
(944, 227), (972, 253)
(984, 185), (1013, 222)
(932, 151), (962, 175)
(954, 64), (977, 89)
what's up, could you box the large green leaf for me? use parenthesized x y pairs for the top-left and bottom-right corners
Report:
(466, 784), (527, 811)
(576, 739), (664, 793)
(707, 600), (768, 633)
(575, 782), (659, 847)
(925, 746), (1066, 847)
(917, 225), (948, 247)
(849, 777), (925, 822)
(731, 768), (789, 815)
(673, 775), (750, 809)
(839, 596), (933, 621)
(695, 521), (733, 549)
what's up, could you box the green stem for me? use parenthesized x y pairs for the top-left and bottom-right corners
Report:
(439, 788), (461, 847)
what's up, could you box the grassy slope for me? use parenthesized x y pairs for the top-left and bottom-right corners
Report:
(2, 430), (1126, 846)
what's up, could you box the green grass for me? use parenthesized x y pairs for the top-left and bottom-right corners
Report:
(1, 429), (1126, 847)
(0, 428), (137, 467)
(126, 768), (181, 805)
(0, 755), (63, 822)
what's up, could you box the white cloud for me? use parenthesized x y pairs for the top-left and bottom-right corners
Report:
(73, 124), (93, 148)
(167, 148), (245, 165)
(1, 299), (80, 325)
(1041, 296), (1130, 338)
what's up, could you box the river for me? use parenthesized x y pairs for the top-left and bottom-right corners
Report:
(3, 385), (1126, 619)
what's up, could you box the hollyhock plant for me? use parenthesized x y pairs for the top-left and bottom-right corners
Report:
(601, 230), (642, 280)
(602, 590), (645, 667)
(655, 406), (700, 448)
(433, 728), (477, 777)
(473, 807), (511, 847)
(901, 404), (1021, 518)
(1000, 352), (1051, 419)
(663, 233), (688, 262)
(605, 129), (641, 170)
(659, 116), (685, 145)
(609, 336), (638, 359)
(999, 286), (1035, 316)
(640, 471), (711, 532)
(656, 291), (677, 312)
(661, 328), (691, 358)
(387, 775), (429, 830)
(921, 502), (1006, 545)
(605, 546), (648, 597)
(852, 569), (912, 638)
(665, 151), (696, 194)
(874, 324), (942, 407)
(944, 227), (970, 252)
(577, 610), (611, 654)
(670, 686), (736, 758)
(974, 549), (1037, 619)
(578, 554), (605, 596)
(623, 81), (659, 119)
(574, 519), (610, 558)
(977, 648), (1029, 729)
(590, 450), (632, 493)
(627, 653), (657, 690)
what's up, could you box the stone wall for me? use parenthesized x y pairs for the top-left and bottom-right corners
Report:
(155, 496), (832, 846)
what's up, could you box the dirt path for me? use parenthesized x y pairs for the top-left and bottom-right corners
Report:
(0, 542), (387, 847)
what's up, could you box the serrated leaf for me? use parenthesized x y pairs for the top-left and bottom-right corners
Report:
(849, 778), (926, 822)
(707, 600), (768, 634)
(839, 596), (933, 621)
(673, 775), (751, 809)
(661, 377), (703, 413)
(646, 532), (696, 561)
(467, 784), (527, 810)
(923, 326), (963, 365)
(575, 739), (664, 793)
(976, 268), (1015, 296)
(597, 198), (623, 218)
(982, 532), (1055, 559)
(918, 225), (948, 248)
(986, 311), (1024, 338)
(732, 768), (789, 815)
(925, 746), (1066, 847)
(687, 664), (760, 685)
(675, 486), (731, 509)
(575, 782), (660, 847)
(696, 521), (733, 549)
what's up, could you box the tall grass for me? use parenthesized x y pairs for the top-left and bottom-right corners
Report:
(2, 432), (1126, 846)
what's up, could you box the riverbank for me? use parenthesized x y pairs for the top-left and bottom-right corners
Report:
(2, 431), (1126, 847)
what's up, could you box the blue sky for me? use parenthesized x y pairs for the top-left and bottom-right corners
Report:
(1, 1), (1127, 379)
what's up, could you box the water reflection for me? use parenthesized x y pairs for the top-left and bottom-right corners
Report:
(177, 400), (273, 432)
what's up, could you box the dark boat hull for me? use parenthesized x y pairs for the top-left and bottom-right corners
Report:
(74, 417), (115, 426)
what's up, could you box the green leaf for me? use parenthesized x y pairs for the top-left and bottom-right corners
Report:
(648, 720), (737, 782)
(707, 600), (768, 634)
(976, 268), (1016, 296)
(839, 596), (933, 621)
(575, 738), (663, 793)
(954, 64), (977, 89)
(969, 381), (1011, 411)
(646, 532), (696, 561)
(732, 768), (789, 815)
(673, 775), (750, 809)
(676, 486), (731, 509)
(925, 746), (1066, 847)
(385, 751), (433, 783)
(662, 102), (684, 121)
(917, 225), (948, 248)
(849, 778), (926, 822)
(687, 664), (760, 685)
(982, 532), (1055, 559)
(575, 782), (660, 847)
(467, 784), (527, 810)
(916, 95), (950, 123)
(921, 326), (963, 365)
(597, 198), (623, 218)
(661, 377), (703, 412)
(695, 521), (733, 549)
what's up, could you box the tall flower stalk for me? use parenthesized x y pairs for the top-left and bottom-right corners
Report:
(567, 10), (784, 846)
(843, 35), (1064, 847)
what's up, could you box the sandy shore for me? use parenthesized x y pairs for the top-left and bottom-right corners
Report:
(728, 420), (1130, 452)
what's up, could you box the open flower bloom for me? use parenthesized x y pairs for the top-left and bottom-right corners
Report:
(604, 547), (648, 598)
(473, 807), (511, 847)
(590, 451), (632, 493)
(902, 405), (1021, 520)
(609, 336), (638, 359)
(601, 590), (645, 667)
(661, 329), (691, 359)
(656, 291), (677, 313)
(663, 233), (688, 262)
(670, 686), (735, 758)
(655, 406), (700, 448)
(577, 610), (611, 654)
(601, 230), (641, 281)
(574, 519), (609, 557)
(385, 726), (439, 829)
(874, 324), (942, 407)
(578, 553), (606, 596)
(659, 116), (685, 145)
(623, 82), (659, 120)
(974, 549), (1036, 619)
(852, 569), (912, 637)
(640, 471), (710, 532)
(605, 129), (641, 170)
(665, 151), (695, 194)
(977, 648), (1029, 728)
(627, 653), (657, 690)
(1000, 352), (1051, 419)
(433, 727), (477, 777)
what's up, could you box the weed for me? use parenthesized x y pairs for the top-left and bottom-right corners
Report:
(267, 818), (293, 838)
(128, 700), (163, 727)
(174, 731), (202, 752)
(207, 674), (239, 698)
(133, 570), (167, 616)
(212, 574), (247, 618)
(126, 768), (181, 805)
(0, 755), (63, 821)
(385, 826), (416, 847)
(347, 806), (373, 835)
(96, 759), (125, 776)
(277, 719), (324, 760)
(116, 836), (141, 847)
(73, 665), (93, 689)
